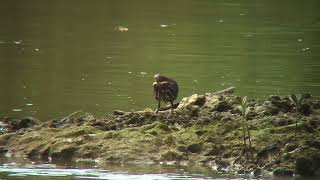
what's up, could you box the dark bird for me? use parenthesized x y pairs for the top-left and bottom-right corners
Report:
(153, 74), (179, 114)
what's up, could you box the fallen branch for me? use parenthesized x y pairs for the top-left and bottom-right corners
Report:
(61, 110), (82, 122)
(212, 86), (235, 95)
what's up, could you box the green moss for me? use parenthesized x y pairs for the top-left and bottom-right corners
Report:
(77, 144), (102, 158)
(56, 126), (99, 138)
(164, 135), (175, 146)
(154, 122), (171, 132)
(50, 145), (76, 161)
(160, 150), (185, 161)
(187, 143), (202, 153)
(0, 133), (15, 145)
(176, 145), (188, 152)
(295, 151), (320, 176)
(1, 94), (320, 176)
(273, 167), (294, 176)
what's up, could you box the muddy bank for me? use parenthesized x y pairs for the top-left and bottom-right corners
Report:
(1, 88), (320, 177)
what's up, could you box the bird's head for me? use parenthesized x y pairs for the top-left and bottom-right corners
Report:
(154, 74), (167, 82)
(153, 82), (158, 88)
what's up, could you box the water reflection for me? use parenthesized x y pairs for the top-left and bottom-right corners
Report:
(0, 0), (320, 120)
(1, 158), (320, 180)
(0, 161), (238, 180)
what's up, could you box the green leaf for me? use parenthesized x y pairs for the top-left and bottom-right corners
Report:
(296, 94), (303, 104)
(238, 105), (243, 113)
(242, 96), (247, 107)
(244, 107), (250, 117)
(289, 94), (298, 106)
(289, 94), (305, 107)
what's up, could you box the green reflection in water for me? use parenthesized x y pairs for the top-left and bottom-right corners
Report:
(0, 0), (319, 120)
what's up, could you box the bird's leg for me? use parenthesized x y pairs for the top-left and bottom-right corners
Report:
(167, 101), (174, 119)
(166, 101), (174, 119)
(170, 101), (174, 114)
(155, 100), (161, 113)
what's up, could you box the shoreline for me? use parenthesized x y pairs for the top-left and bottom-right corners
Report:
(1, 87), (320, 177)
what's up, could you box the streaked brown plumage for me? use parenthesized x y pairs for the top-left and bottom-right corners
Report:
(153, 74), (179, 113)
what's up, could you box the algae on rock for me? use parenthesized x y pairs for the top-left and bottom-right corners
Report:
(1, 90), (320, 177)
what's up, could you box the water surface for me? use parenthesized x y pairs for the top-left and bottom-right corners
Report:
(1, 159), (320, 180)
(0, 159), (252, 180)
(1, 0), (320, 120)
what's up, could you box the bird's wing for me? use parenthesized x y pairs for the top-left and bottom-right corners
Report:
(158, 81), (171, 87)
(153, 82), (160, 99)
(153, 81), (171, 98)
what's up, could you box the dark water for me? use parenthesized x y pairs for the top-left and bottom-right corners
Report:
(1, 0), (320, 120)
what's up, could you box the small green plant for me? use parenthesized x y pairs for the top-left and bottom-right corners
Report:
(289, 94), (304, 137)
(238, 96), (252, 161)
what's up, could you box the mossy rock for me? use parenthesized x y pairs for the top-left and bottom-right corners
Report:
(176, 145), (188, 153)
(57, 126), (97, 138)
(301, 121), (316, 133)
(78, 144), (101, 158)
(300, 103), (313, 115)
(204, 145), (221, 156)
(306, 119), (319, 129)
(164, 135), (175, 146)
(273, 167), (294, 176)
(263, 103), (280, 115)
(1, 117), (39, 132)
(271, 118), (293, 127)
(0, 133), (16, 145)
(155, 122), (171, 132)
(210, 101), (233, 112)
(187, 143), (202, 153)
(50, 146), (77, 161)
(296, 157), (314, 176)
(26, 143), (50, 158)
(304, 140), (320, 149)
(160, 150), (186, 161)
(222, 150), (232, 158)
(103, 132), (115, 139)
(0, 146), (8, 155)
(283, 142), (298, 153)
(215, 158), (230, 168)
(199, 156), (215, 163)
(295, 154), (320, 176)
